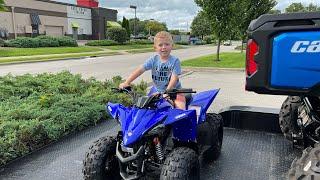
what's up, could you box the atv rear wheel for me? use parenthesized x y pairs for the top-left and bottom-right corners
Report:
(288, 144), (320, 179)
(83, 136), (120, 180)
(160, 147), (200, 180)
(204, 113), (223, 161)
(279, 96), (302, 141)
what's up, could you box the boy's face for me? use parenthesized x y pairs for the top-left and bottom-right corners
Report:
(154, 37), (173, 59)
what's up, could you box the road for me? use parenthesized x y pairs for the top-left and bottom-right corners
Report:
(0, 45), (235, 82)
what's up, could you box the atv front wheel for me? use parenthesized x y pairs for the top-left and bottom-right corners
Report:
(160, 147), (200, 180)
(288, 144), (320, 179)
(83, 136), (120, 180)
(205, 113), (223, 161)
(279, 96), (302, 141)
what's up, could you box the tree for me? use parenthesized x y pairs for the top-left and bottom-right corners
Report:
(306, 3), (319, 12)
(195, 0), (236, 61)
(145, 21), (167, 36)
(129, 18), (146, 36)
(285, 3), (305, 13)
(269, 9), (281, 14)
(190, 11), (213, 39)
(235, 0), (276, 52)
(0, 0), (6, 11)
(169, 30), (180, 35)
(121, 16), (130, 39)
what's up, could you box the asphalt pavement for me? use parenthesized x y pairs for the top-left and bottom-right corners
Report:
(0, 45), (235, 82)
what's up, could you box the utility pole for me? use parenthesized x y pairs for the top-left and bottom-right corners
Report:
(130, 5), (137, 37)
(148, 18), (154, 36)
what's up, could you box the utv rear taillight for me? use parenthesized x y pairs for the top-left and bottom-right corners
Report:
(246, 39), (259, 77)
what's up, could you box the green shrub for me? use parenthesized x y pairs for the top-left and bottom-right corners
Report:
(85, 40), (119, 46)
(176, 41), (189, 45)
(0, 71), (147, 166)
(4, 36), (77, 48)
(36, 36), (60, 47)
(203, 36), (214, 44)
(195, 41), (205, 45)
(127, 39), (153, 45)
(5, 37), (40, 48)
(0, 38), (5, 47)
(55, 36), (78, 47)
(106, 27), (127, 44)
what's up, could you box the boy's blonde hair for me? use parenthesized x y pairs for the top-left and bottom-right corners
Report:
(154, 31), (173, 44)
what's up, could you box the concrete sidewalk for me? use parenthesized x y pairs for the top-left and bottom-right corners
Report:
(180, 70), (286, 113)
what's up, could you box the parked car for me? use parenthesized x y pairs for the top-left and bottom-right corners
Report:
(223, 41), (232, 46)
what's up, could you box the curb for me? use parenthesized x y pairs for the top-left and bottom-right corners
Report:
(182, 66), (244, 72)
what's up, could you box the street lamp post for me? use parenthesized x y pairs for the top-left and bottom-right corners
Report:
(148, 18), (154, 37)
(130, 5), (137, 37)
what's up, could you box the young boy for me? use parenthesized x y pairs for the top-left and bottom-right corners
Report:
(119, 31), (186, 110)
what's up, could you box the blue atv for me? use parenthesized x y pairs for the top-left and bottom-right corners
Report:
(83, 87), (223, 180)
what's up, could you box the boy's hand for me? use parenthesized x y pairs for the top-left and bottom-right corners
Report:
(119, 82), (130, 89)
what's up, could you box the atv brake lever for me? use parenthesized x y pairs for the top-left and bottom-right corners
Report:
(111, 87), (121, 92)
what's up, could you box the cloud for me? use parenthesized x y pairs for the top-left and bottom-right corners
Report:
(275, 0), (320, 10)
(103, 0), (200, 30)
(55, 0), (320, 30)
(53, 0), (200, 30)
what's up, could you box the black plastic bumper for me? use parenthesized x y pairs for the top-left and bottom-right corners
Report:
(116, 142), (145, 180)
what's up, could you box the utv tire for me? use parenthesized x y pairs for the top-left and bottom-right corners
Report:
(205, 113), (223, 161)
(83, 136), (120, 180)
(160, 147), (200, 180)
(288, 144), (320, 180)
(279, 96), (302, 141)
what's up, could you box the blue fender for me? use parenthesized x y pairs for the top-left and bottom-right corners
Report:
(189, 89), (220, 124)
(164, 109), (197, 142)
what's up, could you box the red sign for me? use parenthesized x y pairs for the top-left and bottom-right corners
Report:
(77, 0), (99, 8)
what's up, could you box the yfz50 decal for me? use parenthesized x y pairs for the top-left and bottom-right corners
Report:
(291, 41), (320, 53)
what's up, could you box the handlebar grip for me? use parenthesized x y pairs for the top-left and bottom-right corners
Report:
(111, 87), (121, 92)
(111, 86), (132, 93)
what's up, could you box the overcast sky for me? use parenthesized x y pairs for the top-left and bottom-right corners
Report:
(54, 0), (320, 30)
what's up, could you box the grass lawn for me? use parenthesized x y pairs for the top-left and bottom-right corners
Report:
(0, 51), (120, 64)
(0, 46), (103, 57)
(182, 52), (245, 68)
(103, 44), (185, 51)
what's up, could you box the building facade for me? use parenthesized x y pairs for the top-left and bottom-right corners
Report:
(67, 5), (92, 40)
(0, 0), (117, 40)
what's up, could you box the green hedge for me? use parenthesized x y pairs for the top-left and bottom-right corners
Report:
(0, 38), (5, 47)
(127, 39), (153, 45)
(5, 36), (78, 48)
(176, 41), (189, 45)
(0, 71), (147, 166)
(86, 39), (153, 46)
(85, 40), (119, 46)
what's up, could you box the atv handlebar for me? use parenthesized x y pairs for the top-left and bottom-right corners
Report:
(112, 87), (196, 96)
(111, 86), (132, 93)
(111, 87), (196, 108)
(164, 88), (197, 95)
